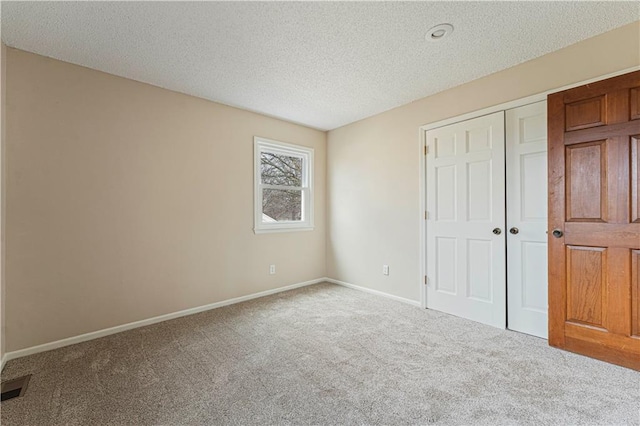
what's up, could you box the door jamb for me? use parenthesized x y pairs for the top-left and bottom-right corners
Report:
(417, 65), (640, 310)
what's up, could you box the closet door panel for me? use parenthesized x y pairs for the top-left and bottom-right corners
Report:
(426, 111), (506, 328)
(506, 101), (549, 338)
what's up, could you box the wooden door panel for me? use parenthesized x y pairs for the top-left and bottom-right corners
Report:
(630, 87), (640, 121)
(632, 136), (640, 223)
(608, 89), (631, 125)
(606, 137), (631, 223)
(605, 247), (632, 335)
(565, 122), (640, 144)
(565, 322), (640, 354)
(565, 141), (607, 222)
(566, 246), (606, 327)
(548, 70), (640, 370)
(632, 250), (640, 337)
(564, 223), (640, 248)
(565, 96), (606, 131)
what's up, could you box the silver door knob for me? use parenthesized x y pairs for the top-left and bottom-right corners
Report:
(509, 227), (519, 235)
(492, 228), (502, 235)
(552, 229), (563, 238)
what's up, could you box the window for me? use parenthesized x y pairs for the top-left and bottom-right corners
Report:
(254, 137), (314, 233)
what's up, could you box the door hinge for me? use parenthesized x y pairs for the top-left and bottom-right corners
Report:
(424, 145), (428, 155)
(424, 275), (428, 285)
(424, 210), (427, 220)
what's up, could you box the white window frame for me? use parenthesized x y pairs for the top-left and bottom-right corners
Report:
(254, 136), (314, 234)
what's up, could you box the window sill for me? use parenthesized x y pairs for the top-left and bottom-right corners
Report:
(254, 226), (315, 234)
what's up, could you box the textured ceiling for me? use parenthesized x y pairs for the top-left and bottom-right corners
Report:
(1, 2), (639, 130)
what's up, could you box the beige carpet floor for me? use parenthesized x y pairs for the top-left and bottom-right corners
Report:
(1, 282), (639, 425)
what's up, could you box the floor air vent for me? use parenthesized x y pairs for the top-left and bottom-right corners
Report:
(1, 375), (31, 402)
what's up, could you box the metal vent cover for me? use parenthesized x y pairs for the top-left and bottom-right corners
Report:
(1, 375), (31, 402)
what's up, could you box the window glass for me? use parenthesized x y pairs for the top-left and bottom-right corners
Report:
(262, 188), (302, 221)
(260, 153), (302, 186)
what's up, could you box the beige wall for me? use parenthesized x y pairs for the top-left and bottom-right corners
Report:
(327, 21), (640, 302)
(5, 48), (326, 352)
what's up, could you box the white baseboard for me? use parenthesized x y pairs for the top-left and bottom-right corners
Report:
(325, 278), (421, 307)
(2, 277), (419, 367)
(2, 278), (325, 366)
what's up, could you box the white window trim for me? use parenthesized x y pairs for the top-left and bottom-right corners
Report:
(254, 136), (314, 234)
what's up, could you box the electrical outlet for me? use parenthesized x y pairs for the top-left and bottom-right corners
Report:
(269, 264), (276, 275)
(382, 265), (389, 275)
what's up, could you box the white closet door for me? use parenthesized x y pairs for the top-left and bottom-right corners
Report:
(506, 101), (548, 338)
(426, 111), (506, 328)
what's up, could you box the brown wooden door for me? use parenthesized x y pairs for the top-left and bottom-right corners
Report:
(548, 70), (640, 370)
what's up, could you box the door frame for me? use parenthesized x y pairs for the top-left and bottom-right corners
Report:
(417, 65), (640, 311)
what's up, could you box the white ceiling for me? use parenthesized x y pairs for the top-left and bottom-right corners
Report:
(1, 2), (638, 130)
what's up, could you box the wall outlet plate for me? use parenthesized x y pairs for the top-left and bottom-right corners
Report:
(383, 265), (389, 275)
(269, 265), (276, 275)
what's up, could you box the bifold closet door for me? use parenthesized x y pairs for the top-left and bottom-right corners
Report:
(506, 101), (549, 339)
(426, 111), (506, 328)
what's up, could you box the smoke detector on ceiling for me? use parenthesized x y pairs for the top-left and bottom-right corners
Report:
(426, 24), (454, 41)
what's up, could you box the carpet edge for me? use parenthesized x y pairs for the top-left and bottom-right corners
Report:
(1, 277), (327, 369)
(325, 278), (421, 307)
